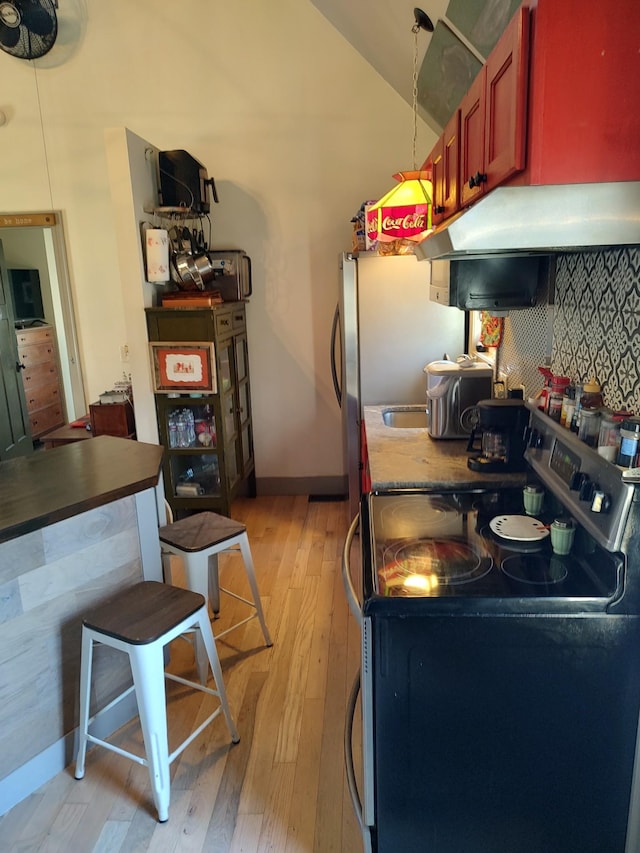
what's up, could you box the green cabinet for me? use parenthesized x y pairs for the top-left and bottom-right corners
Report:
(145, 303), (255, 518)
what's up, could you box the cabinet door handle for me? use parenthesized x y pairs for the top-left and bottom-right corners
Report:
(468, 171), (487, 189)
(434, 204), (445, 214)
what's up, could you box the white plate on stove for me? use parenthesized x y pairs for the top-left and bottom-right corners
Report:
(489, 515), (549, 542)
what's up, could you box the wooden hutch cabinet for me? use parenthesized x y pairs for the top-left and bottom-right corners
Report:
(145, 302), (255, 519)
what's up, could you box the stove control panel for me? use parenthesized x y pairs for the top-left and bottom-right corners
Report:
(525, 403), (635, 552)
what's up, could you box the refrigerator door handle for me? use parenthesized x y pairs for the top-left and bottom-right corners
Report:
(330, 302), (342, 406)
(342, 513), (362, 624)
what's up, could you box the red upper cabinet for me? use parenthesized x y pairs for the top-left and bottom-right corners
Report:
(460, 6), (529, 208)
(430, 109), (461, 226)
(459, 69), (486, 208)
(484, 6), (529, 185)
(523, 0), (640, 184)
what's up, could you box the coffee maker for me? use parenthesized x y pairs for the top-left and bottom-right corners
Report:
(467, 398), (529, 472)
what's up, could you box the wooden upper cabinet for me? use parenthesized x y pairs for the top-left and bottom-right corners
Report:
(459, 69), (486, 208)
(429, 137), (443, 225)
(484, 6), (529, 187)
(441, 109), (461, 223)
(459, 6), (529, 208)
(427, 109), (461, 227)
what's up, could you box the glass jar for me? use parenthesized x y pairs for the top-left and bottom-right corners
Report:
(617, 417), (640, 468)
(581, 377), (603, 410)
(578, 407), (601, 447)
(597, 409), (622, 462)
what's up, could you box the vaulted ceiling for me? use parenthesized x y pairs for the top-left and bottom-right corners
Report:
(310, 0), (520, 132)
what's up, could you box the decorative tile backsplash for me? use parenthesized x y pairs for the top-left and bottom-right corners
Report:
(552, 248), (640, 410)
(498, 247), (640, 410)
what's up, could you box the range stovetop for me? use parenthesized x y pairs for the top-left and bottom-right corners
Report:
(364, 489), (622, 613)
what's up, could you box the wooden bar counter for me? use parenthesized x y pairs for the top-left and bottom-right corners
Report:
(0, 436), (164, 815)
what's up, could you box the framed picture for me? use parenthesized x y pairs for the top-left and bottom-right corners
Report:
(149, 342), (217, 394)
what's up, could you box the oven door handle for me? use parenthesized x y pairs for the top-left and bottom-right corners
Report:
(344, 669), (373, 851)
(342, 513), (362, 624)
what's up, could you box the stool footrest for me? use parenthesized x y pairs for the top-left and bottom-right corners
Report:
(77, 671), (237, 772)
(78, 734), (148, 770)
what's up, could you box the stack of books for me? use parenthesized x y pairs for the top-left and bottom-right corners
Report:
(161, 290), (223, 308)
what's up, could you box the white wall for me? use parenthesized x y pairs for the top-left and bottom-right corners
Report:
(0, 0), (437, 484)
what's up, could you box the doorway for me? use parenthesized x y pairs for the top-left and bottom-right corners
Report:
(0, 213), (86, 421)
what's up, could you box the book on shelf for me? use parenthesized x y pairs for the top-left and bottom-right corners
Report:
(161, 290), (223, 308)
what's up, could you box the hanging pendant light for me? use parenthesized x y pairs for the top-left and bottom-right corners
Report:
(366, 170), (433, 244)
(367, 9), (435, 251)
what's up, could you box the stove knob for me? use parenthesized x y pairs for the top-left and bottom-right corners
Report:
(570, 471), (586, 491)
(579, 477), (596, 502)
(591, 490), (611, 513)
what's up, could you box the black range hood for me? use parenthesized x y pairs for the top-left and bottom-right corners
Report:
(448, 254), (553, 312)
(415, 181), (640, 261)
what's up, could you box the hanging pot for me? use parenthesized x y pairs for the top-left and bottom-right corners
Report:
(173, 252), (204, 289)
(192, 251), (215, 286)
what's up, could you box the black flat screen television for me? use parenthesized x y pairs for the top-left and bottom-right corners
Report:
(8, 268), (45, 324)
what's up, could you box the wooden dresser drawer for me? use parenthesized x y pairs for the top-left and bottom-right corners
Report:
(231, 306), (246, 333)
(22, 362), (60, 391)
(16, 325), (55, 348)
(24, 383), (61, 414)
(214, 310), (234, 340)
(29, 403), (64, 438)
(17, 340), (57, 369)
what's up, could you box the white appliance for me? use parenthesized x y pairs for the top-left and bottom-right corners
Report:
(331, 252), (465, 519)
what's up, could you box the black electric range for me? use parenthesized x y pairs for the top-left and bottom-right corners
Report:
(346, 404), (640, 853)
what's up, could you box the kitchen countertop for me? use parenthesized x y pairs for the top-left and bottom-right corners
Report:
(364, 405), (528, 491)
(0, 434), (163, 544)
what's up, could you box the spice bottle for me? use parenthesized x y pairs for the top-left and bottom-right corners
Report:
(560, 384), (576, 428)
(570, 382), (583, 433)
(617, 417), (640, 468)
(548, 375), (570, 422)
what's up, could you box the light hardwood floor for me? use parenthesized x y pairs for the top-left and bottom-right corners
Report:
(0, 496), (364, 853)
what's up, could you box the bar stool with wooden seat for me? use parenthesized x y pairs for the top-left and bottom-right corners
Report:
(74, 580), (240, 823)
(159, 512), (272, 682)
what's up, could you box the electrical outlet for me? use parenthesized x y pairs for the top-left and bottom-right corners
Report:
(120, 344), (130, 363)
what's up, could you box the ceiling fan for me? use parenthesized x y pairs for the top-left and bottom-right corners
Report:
(0, 0), (58, 60)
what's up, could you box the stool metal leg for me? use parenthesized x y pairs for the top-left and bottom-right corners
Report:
(181, 552), (212, 684)
(238, 532), (273, 646)
(74, 626), (94, 780)
(129, 640), (171, 822)
(196, 610), (240, 744)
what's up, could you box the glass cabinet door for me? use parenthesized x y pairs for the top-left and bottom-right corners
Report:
(161, 401), (217, 450)
(171, 453), (221, 497)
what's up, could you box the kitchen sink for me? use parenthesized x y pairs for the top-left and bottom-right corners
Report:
(381, 406), (428, 429)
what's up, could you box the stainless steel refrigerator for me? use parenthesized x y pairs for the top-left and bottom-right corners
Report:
(331, 252), (465, 519)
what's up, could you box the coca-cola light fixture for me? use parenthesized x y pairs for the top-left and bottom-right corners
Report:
(366, 9), (434, 251)
(366, 170), (432, 246)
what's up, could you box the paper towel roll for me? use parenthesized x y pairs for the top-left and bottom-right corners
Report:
(145, 228), (170, 282)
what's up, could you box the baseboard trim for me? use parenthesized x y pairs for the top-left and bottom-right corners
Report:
(0, 693), (138, 817)
(256, 475), (347, 497)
